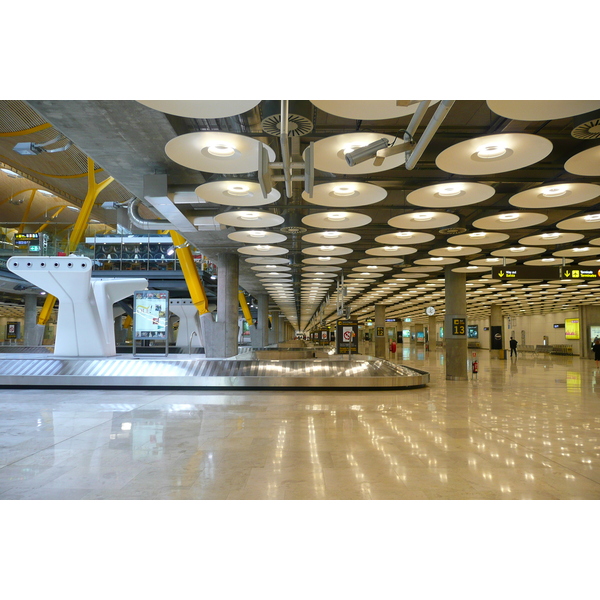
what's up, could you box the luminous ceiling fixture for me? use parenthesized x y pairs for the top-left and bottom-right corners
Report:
(542, 232), (560, 239)
(438, 185), (462, 197)
(585, 214), (600, 222)
(384, 246), (399, 251)
(345, 138), (390, 166)
(476, 144), (507, 159)
(499, 213), (519, 222)
(318, 256), (331, 261)
(320, 245), (335, 251)
(333, 185), (356, 196)
(327, 212), (347, 221)
(138, 100), (261, 119)
(0, 168), (20, 177)
(413, 213), (434, 221)
(227, 183), (251, 195)
(542, 186), (567, 197)
(207, 144), (236, 157)
(510, 247), (526, 252)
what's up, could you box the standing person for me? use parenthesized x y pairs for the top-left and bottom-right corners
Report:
(592, 337), (600, 368)
(509, 336), (518, 357)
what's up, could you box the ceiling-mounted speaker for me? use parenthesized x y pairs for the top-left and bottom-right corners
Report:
(279, 210), (308, 234)
(439, 226), (467, 235)
(571, 110), (600, 140)
(261, 101), (314, 137)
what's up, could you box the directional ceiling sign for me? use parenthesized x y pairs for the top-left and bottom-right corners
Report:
(560, 267), (600, 280)
(492, 266), (561, 279)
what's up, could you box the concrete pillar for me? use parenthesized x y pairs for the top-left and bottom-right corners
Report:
(250, 294), (269, 347)
(444, 267), (468, 381)
(24, 294), (44, 346)
(428, 316), (437, 349)
(200, 253), (239, 358)
(374, 304), (386, 358)
(490, 304), (504, 360)
(415, 323), (424, 345)
(269, 309), (280, 345)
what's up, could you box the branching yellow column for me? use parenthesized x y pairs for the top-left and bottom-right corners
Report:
(238, 291), (253, 326)
(37, 157), (114, 325)
(169, 230), (209, 315)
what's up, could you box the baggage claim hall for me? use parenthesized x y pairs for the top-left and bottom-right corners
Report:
(1, 99), (600, 501)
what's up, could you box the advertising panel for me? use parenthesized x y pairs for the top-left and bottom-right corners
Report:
(565, 318), (580, 340)
(134, 290), (169, 340)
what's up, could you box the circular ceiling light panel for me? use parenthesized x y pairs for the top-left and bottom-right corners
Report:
(469, 257), (517, 266)
(165, 132), (276, 174)
(346, 272), (384, 279)
(564, 146), (600, 176)
(251, 265), (291, 272)
(452, 266), (491, 273)
(472, 212), (548, 230)
(255, 272), (292, 278)
(228, 230), (287, 244)
(195, 180), (280, 207)
(310, 100), (439, 120)
(557, 213), (600, 230)
(577, 258), (600, 266)
(302, 257), (347, 265)
(302, 265), (342, 272)
(375, 231), (435, 245)
(215, 210), (284, 228)
(388, 211), (460, 230)
(358, 257), (403, 265)
(301, 272), (338, 278)
(237, 245), (289, 256)
(245, 256), (290, 264)
(302, 246), (353, 256)
(415, 257), (460, 266)
(486, 100), (600, 121)
(138, 100), (261, 119)
(490, 246), (545, 257)
(402, 266), (443, 273)
(301, 211), (371, 229)
(407, 182), (495, 208)
(518, 232), (584, 246)
(429, 246), (482, 257)
(306, 132), (408, 175)
(552, 247), (600, 258)
(365, 246), (417, 257)
(435, 134), (552, 175)
(301, 231), (361, 245)
(302, 182), (387, 207)
(523, 258), (573, 266)
(351, 265), (392, 273)
(508, 183), (600, 209)
(446, 231), (509, 245)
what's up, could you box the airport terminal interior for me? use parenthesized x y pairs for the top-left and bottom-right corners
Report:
(1, 98), (600, 501)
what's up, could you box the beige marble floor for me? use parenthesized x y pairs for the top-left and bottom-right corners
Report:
(1, 347), (599, 500)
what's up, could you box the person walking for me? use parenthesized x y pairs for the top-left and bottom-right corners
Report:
(592, 337), (600, 368)
(509, 336), (518, 357)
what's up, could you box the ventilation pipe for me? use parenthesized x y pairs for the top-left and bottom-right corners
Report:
(128, 198), (169, 230)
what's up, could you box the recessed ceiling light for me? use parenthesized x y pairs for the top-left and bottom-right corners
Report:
(498, 213), (519, 222)
(447, 246), (463, 251)
(317, 256), (331, 261)
(207, 144), (235, 157)
(256, 245), (271, 251)
(509, 247), (526, 252)
(430, 257), (444, 261)
(541, 186), (568, 198)
(240, 212), (260, 220)
(541, 258), (556, 262)
(326, 212), (347, 221)
(319, 245), (335, 251)
(438, 185), (462, 197)
(469, 232), (486, 238)
(383, 246), (399, 251)
(573, 247), (590, 252)
(395, 232), (414, 238)
(476, 145), (507, 159)
(248, 230), (267, 238)
(1, 168), (20, 178)
(332, 185), (356, 196)
(486, 258), (500, 262)
(413, 213), (434, 221)
(541, 232), (560, 239)
(322, 231), (341, 238)
(584, 214), (600, 222)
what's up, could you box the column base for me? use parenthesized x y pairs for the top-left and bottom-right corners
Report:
(446, 375), (469, 381)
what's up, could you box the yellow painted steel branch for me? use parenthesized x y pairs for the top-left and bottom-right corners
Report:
(17, 190), (37, 233)
(169, 230), (209, 315)
(238, 291), (253, 326)
(37, 158), (114, 325)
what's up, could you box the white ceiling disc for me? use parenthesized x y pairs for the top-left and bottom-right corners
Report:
(588, 237), (600, 246)
(375, 231), (435, 245)
(255, 272), (292, 278)
(237, 245), (289, 256)
(365, 246), (417, 257)
(138, 100), (261, 119)
(165, 131), (276, 174)
(472, 212), (548, 230)
(556, 213), (600, 230)
(302, 182), (387, 207)
(388, 211), (460, 229)
(301, 210), (371, 229)
(552, 247), (600, 258)
(486, 100), (600, 121)
(302, 257), (347, 265)
(469, 258), (517, 266)
(523, 258), (573, 266)
(215, 210), (284, 228)
(306, 132), (408, 175)
(407, 181), (495, 208)
(429, 246), (482, 257)
(435, 134), (552, 175)
(509, 183), (600, 209)
(228, 230), (287, 244)
(310, 100), (439, 120)
(245, 256), (290, 264)
(415, 257), (460, 265)
(301, 272), (337, 278)
(518, 232), (584, 246)
(196, 180), (280, 207)
(259, 278), (293, 283)
(395, 272), (429, 278)
(302, 265), (342, 272)
(490, 247), (545, 257)
(251, 265), (291, 272)
(352, 266), (392, 273)
(446, 231), (509, 245)
(358, 257), (403, 265)
(453, 266), (491, 273)
(302, 246), (353, 256)
(564, 146), (600, 176)
(347, 272), (384, 278)
(578, 259), (600, 266)
(301, 231), (361, 244)
(402, 266), (443, 272)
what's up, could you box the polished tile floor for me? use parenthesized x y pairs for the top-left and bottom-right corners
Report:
(1, 347), (600, 499)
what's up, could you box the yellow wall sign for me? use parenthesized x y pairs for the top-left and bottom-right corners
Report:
(565, 318), (580, 340)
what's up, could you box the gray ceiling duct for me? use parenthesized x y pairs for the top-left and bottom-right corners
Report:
(571, 109), (600, 139)
(260, 101), (314, 136)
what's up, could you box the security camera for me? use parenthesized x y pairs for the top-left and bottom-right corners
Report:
(345, 138), (390, 166)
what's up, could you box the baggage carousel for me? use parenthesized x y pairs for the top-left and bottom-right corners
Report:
(0, 354), (429, 389)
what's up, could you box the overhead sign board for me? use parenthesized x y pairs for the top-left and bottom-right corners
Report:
(560, 267), (600, 280)
(492, 266), (561, 280)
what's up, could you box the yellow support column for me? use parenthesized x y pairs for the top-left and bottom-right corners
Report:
(169, 231), (209, 315)
(38, 157), (114, 325)
(238, 291), (253, 326)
